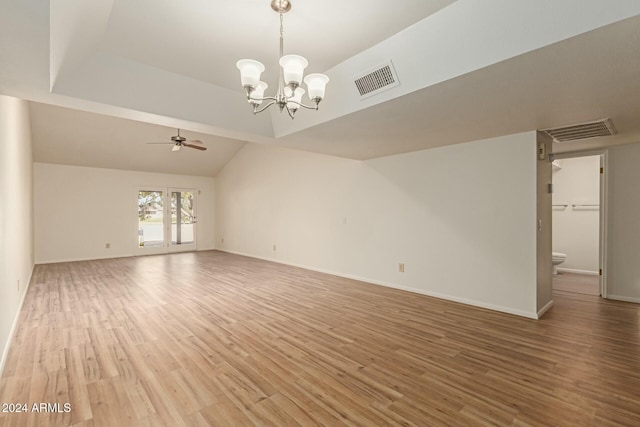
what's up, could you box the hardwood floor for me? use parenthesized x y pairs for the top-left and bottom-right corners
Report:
(1, 251), (639, 426)
(552, 272), (600, 296)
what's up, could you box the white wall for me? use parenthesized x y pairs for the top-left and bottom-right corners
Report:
(0, 95), (34, 374)
(536, 133), (553, 316)
(216, 132), (539, 318)
(607, 143), (640, 303)
(552, 156), (600, 273)
(34, 163), (215, 263)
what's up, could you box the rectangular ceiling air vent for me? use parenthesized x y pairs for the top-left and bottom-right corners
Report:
(354, 61), (400, 98)
(543, 118), (617, 143)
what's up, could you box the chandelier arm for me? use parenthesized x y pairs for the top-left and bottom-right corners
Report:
(284, 100), (319, 111)
(252, 96), (278, 102)
(253, 100), (278, 114)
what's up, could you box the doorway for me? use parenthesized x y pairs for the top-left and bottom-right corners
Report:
(550, 152), (606, 297)
(137, 188), (197, 254)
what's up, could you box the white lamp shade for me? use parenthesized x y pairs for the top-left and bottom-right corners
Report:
(285, 87), (305, 109)
(236, 59), (265, 88)
(279, 54), (308, 85)
(249, 81), (268, 104)
(304, 73), (329, 101)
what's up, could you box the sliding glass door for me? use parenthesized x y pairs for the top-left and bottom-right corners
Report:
(138, 189), (166, 254)
(169, 189), (197, 252)
(137, 188), (197, 254)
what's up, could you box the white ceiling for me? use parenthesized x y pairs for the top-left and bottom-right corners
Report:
(277, 14), (640, 159)
(99, 0), (455, 91)
(2, 0), (640, 176)
(29, 102), (245, 176)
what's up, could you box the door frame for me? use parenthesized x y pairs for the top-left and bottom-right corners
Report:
(550, 149), (608, 297)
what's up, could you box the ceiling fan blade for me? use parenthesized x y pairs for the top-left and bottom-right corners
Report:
(147, 142), (174, 145)
(183, 143), (207, 151)
(172, 144), (181, 152)
(186, 139), (203, 144)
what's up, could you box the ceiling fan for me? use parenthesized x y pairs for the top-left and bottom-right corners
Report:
(147, 129), (207, 151)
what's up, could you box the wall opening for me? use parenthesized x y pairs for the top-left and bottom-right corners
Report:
(551, 153), (606, 297)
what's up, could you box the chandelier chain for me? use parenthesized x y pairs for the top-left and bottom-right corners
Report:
(278, 12), (285, 96)
(280, 12), (285, 61)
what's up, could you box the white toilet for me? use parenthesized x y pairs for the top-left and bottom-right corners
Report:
(552, 252), (567, 275)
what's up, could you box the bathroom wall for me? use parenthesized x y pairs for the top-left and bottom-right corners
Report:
(552, 155), (600, 274)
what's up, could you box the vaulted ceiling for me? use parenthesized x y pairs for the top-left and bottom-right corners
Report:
(2, 1), (640, 176)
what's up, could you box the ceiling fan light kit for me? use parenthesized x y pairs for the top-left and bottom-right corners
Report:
(236, 0), (329, 119)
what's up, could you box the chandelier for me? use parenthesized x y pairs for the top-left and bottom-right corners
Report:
(236, 0), (329, 119)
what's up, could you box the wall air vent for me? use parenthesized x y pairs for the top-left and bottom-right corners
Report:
(542, 118), (617, 143)
(354, 61), (400, 98)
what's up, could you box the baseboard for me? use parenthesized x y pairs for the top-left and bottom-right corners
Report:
(218, 249), (539, 320)
(36, 247), (217, 265)
(607, 294), (640, 304)
(557, 268), (598, 276)
(400, 287), (539, 319)
(537, 299), (555, 319)
(0, 267), (34, 377)
(36, 253), (133, 264)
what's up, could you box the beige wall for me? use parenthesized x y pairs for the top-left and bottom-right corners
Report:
(216, 132), (540, 318)
(606, 142), (640, 303)
(0, 95), (34, 374)
(536, 132), (553, 316)
(34, 163), (215, 263)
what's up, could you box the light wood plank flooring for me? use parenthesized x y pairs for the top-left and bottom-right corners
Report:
(552, 272), (600, 296)
(1, 251), (639, 426)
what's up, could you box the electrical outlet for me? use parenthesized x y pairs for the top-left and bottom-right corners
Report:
(105, 243), (110, 249)
(273, 244), (277, 251)
(399, 263), (405, 273)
